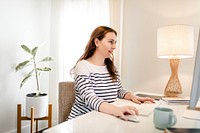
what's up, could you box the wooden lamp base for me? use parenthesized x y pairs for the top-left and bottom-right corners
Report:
(164, 59), (182, 97)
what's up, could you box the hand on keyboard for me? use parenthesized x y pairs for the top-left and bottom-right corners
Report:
(111, 99), (161, 118)
(125, 93), (155, 104)
(142, 101), (154, 104)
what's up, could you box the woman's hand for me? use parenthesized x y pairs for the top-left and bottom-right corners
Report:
(124, 92), (154, 104)
(113, 106), (139, 121)
(99, 102), (138, 121)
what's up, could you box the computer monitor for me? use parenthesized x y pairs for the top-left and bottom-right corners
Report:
(188, 28), (200, 110)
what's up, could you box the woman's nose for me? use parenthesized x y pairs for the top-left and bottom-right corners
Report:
(112, 44), (116, 49)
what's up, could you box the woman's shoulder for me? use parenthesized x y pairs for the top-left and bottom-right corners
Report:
(76, 60), (92, 70)
(76, 60), (87, 66)
(75, 60), (107, 75)
(75, 60), (89, 75)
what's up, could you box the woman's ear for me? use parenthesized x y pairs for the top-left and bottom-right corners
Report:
(94, 38), (99, 47)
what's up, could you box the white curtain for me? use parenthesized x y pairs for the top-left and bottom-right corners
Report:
(60, 0), (110, 81)
(49, 0), (123, 122)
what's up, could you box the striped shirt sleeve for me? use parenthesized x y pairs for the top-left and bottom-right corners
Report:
(75, 74), (105, 111)
(117, 74), (129, 98)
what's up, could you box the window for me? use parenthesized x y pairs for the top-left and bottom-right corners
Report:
(60, 0), (110, 81)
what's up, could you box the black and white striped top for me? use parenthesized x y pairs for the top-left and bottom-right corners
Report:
(68, 60), (128, 119)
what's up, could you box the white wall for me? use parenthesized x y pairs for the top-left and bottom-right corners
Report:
(121, 0), (200, 96)
(0, 0), (51, 132)
(49, 0), (64, 126)
(1, 0), (200, 132)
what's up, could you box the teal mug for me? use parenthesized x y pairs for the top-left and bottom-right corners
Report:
(153, 107), (177, 130)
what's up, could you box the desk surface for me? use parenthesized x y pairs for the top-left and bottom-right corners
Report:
(44, 99), (200, 133)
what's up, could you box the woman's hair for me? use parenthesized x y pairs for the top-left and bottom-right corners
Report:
(71, 26), (117, 80)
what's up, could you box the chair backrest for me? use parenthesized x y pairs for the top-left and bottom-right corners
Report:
(58, 81), (75, 123)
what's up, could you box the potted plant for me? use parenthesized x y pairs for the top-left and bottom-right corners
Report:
(15, 45), (53, 118)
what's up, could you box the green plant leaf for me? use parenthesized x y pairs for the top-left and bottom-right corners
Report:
(15, 60), (30, 71)
(40, 57), (54, 62)
(27, 69), (34, 75)
(20, 74), (32, 88)
(19, 70), (34, 88)
(21, 45), (31, 54)
(31, 47), (38, 57)
(16, 44), (54, 91)
(37, 67), (51, 71)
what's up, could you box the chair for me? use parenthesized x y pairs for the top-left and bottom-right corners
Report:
(58, 81), (75, 123)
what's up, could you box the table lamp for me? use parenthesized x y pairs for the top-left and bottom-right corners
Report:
(157, 24), (194, 97)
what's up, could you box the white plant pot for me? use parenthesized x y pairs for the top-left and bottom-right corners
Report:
(26, 93), (48, 118)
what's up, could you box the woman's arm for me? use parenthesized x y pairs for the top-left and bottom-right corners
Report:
(98, 93), (154, 120)
(116, 74), (154, 104)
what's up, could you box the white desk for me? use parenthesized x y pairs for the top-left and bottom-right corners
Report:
(44, 99), (200, 133)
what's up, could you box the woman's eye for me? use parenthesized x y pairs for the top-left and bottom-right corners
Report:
(109, 41), (114, 44)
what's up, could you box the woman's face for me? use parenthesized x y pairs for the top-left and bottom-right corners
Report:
(95, 32), (117, 58)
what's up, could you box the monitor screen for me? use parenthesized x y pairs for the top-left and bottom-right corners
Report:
(189, 28), (200, 110)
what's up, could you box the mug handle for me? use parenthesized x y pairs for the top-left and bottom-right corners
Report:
(169, 114), (177, 127)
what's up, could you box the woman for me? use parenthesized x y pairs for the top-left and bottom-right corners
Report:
(68, 26), (154, 121)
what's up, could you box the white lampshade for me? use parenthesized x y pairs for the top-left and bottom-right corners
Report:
(157, 25), (194, 59)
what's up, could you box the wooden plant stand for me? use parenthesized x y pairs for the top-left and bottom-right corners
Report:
(17, 104), (52, 133)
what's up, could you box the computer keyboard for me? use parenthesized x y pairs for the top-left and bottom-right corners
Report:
(112, 99), (161, 117)
(137, 101), (161, 116)
(134, 92), (164, 100)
